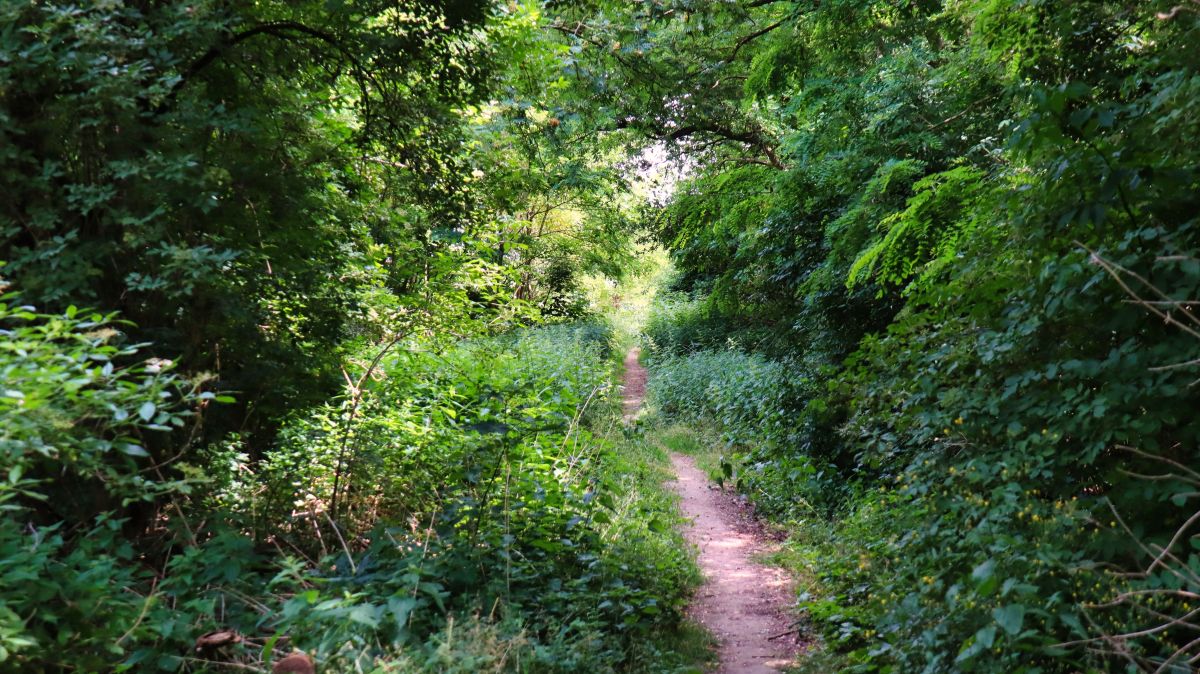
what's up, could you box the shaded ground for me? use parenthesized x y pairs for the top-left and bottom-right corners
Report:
(622, 347), (647, 419)
(622, 349), (800, 673)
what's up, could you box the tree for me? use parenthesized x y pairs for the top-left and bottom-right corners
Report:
(0, 0), (493, 446)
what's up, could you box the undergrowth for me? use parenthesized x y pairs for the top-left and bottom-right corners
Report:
(2, 307), (705, 672)
(642, 294), (1196, 672)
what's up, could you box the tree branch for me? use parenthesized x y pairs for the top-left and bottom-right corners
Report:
(159, 21), (373, 117)
(626, 120), (787, 169)
(726, 20), (785, 63)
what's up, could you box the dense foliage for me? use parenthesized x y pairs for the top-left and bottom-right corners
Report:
(603, 0), (1200, 671)
(0, 2), (682, 671)
(4, 0), (1200, 671)
(0, 0), (635, 447)
(1, 309), (698, 671)
(2, 0), (496, 439)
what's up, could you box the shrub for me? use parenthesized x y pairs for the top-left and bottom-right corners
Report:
(643, 294), (747, 356)
(0, 307), (696, 672)
(0, 298), (201, 667)
(645, 347), (848, 516)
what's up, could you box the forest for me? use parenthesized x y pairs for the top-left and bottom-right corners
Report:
(1, 1), (1198, 672)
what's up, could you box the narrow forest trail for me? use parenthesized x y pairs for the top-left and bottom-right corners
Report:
(622, 347), (647, 419)
(622, 349), (800, 673)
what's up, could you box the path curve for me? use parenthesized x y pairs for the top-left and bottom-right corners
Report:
(621, 348), (799, 673)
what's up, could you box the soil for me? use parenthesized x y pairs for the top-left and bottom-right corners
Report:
(622, 347), (647, 419)
(622, 349), (801, 673)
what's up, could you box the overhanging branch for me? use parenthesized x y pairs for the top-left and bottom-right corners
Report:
(726, 19), (785, 62)
(157, 21), (376, 119)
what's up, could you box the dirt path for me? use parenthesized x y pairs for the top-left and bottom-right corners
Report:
(622, 347), (647, 420)
(670, 455), (799, 672)
(621, 349), (799, 673)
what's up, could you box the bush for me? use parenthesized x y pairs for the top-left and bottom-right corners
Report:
(643, 294), (748, 356)
(234, 322), (696, 672)
(0, 298), (200, 667)
(646, 347), (849, 516)
(0, 307), (698, 672)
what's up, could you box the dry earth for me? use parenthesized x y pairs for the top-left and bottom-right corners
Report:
(622, 347), (647, 420)
(622, 348), (800, 673)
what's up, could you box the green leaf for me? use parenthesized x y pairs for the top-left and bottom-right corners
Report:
(138, 402), (156, 422)
(388, 597), (418, 628)
(971, 559), (994, 582)
(993, 605), (1025, 635)
(977, 625), (997, 648)
(971, 559), (999, 596)
(121, 444), (150, 457)
(261, 631), (283, 666)
(348, 604), (381, 628)
(956, 625), (996, 662)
